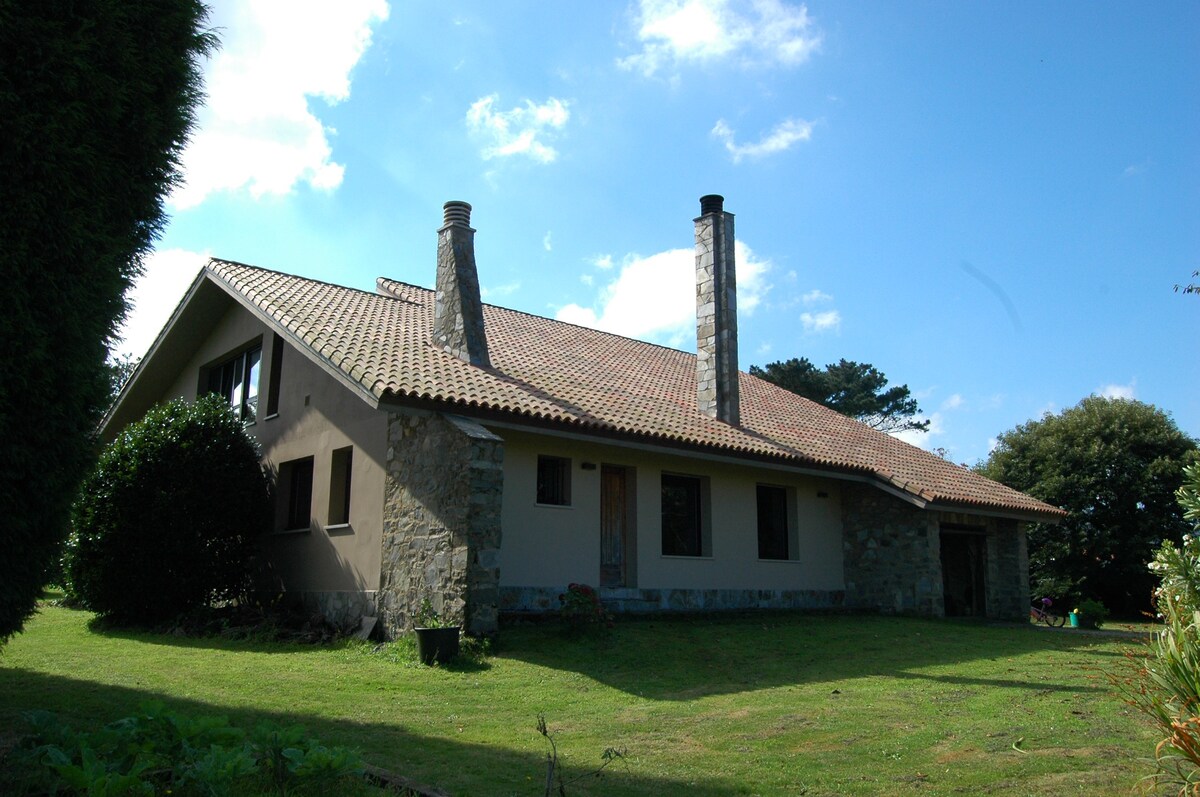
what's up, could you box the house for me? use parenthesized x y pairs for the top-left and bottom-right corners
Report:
(105, 196), (1064, 637)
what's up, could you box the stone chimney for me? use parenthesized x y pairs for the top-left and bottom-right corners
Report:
(432, 201), (490, 367)
(695, 194), (739, 425)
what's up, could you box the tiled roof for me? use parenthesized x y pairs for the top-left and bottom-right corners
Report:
(209, 258), (1064, 520)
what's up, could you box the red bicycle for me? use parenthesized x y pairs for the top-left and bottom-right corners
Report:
(1030, 597), (1065, 627)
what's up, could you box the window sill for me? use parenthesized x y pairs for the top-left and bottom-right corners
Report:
(264, 413), (280, 421)
(659, 554), (714, 560)
(272, 526), (311, 536)
(534, 502), (573, 510)
(326, 523), (353, 535)
(757, 557), (801, 564)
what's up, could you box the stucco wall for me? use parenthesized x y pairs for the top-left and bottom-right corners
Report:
(162, 304), (388, 616)
(497, 430), (844, 599)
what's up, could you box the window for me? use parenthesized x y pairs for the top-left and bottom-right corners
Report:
(280, 457), (314, 531)
(661, 473), (707, 556)
(756, 485), (790, 560)
(206, 345), (261, 422)
(328, 447), (353, 525)
(536, 455), (571, 506)
(265, 333), (284, 417)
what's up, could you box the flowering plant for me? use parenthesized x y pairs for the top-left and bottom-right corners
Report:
(558, 583), (613, 631)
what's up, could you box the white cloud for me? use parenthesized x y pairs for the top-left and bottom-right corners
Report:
(1098, 382), (1136, 400)
(712, 117), (813, 163)
(801, 288), (831, 305)
(580, 274), (594, 286)
(940, 393), (965, 412)
(481, 282), (521, 300)
(591, 254), (614, 270)
(543, 231), (553, 252)
(556, 240), (770, 347)
(115, 249), (211, 359)
(620, 0), (821, 76)
(893, 412), (945, 450)
(466, 95), (570, 163)
(170, 0), (389, 209)
(799, 309), (840, 333)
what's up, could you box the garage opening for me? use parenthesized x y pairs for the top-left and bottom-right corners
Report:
(940, 525), (987, 617)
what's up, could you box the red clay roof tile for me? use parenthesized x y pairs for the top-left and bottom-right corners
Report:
(209, 258), (1064, 520)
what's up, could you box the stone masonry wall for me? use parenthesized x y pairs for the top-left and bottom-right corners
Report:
(986, 517), (1029, 621)
(378, 410), (503, 638)
(842, 484), (944, 616)
(842, 484), (1031, 621)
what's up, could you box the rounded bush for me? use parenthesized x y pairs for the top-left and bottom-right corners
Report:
(65, 395), (270, 625)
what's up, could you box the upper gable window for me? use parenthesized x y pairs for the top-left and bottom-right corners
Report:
(536, 455), (571, 506)
(206, 345), (261, 423)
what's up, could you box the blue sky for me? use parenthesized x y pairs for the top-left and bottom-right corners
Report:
(122, 0), (1199, 465)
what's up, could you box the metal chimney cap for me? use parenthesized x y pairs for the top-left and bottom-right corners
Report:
(442, 201), (472, 226)
(699, 194), (724, 215)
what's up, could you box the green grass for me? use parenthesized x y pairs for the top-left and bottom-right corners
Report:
(0, 603), (1158, 796)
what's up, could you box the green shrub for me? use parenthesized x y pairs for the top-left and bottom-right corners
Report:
(64, 395), (270, 626)
(1075, 598), (1109, 626)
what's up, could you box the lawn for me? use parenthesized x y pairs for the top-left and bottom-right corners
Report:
(0, 602), (1157, 796)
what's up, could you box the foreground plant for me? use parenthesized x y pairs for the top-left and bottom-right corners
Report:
(536, 714), (625, 796)
(1118, 462), (1200, 794)
(4, 702), (363, 796)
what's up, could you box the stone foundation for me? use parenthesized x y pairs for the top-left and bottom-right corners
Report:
(501, 585), (844, 614)
(378, 410), (504, 638)
(292, 590), (379, 632)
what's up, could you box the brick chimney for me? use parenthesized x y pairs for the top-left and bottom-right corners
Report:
(432, 201), (490, 367)
(695, 194), (739, 425)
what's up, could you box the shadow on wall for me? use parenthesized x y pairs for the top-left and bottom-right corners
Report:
(498, 612), (1118, 702)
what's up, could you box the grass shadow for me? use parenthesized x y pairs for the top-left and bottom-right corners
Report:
(497, 612), (1133, 701)
(0, 671), (733, 797)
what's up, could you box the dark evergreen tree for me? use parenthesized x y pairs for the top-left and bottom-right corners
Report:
(977, 396), (1198, 616)
(0, 1), (215, 640)
(750, 357), (930, 434)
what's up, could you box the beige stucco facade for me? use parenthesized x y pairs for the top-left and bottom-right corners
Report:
(497, 429), (844, 594)
(159, 304), (387, 604)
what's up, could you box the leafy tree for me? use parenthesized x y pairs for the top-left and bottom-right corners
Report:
(105, 354), (141, 406)
(65, 396), (270, 626)
(977, 396), (1198, 616)
(1176, 269), (1199, 296)
(749, 357), (930, 434)
(0, 2), (214, 640)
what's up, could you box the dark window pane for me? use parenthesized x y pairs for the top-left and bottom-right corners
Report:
(757, 485), (789, 560)
(537, 455), (570, 505)
(329, 447), (353, 525)
(662, 474), (702, 556)
(265, 334), (284, 416)
(286, 458), (314, 530)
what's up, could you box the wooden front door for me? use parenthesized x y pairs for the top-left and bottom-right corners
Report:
(600, 465), (628, 587)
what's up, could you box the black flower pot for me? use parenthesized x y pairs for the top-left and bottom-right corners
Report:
(415, 626), (460, 665)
